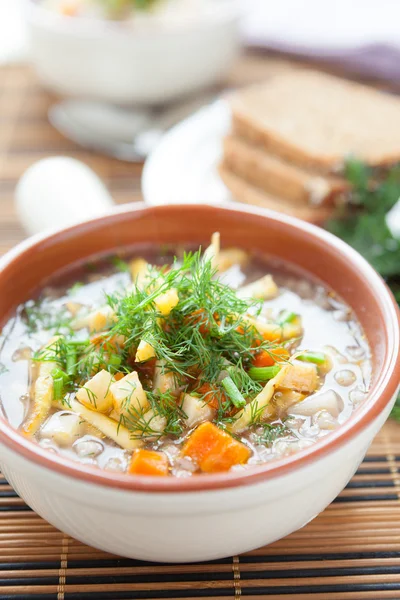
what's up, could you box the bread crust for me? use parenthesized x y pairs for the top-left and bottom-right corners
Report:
(218, 164), (333, 224)
(223, 135), (348, 205)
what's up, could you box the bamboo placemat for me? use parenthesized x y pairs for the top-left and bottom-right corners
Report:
(1, 59), (400, 599)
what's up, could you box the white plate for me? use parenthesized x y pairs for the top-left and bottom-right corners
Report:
(142, 100), (232, 206)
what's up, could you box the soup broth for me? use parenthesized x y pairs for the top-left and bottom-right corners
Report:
(0, 237), (371, 477)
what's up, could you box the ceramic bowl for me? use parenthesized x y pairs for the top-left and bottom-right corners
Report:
(0, 203), (398, 562)
(26, 0), (241, 105)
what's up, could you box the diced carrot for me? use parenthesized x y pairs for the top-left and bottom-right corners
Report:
(188, 309), (210, 335)
(196, 382), (227, 411)
(114, 372), (125, 381)
(182, 422), (251, 473)
(128, 449), (169, 477)
(252, 347), (290, 367)
(262, 328), (282, 343)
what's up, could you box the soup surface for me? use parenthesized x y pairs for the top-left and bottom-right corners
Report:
(0, 235), (371, 477)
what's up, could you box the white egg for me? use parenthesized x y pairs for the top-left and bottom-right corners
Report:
(15, 157), (114, 236)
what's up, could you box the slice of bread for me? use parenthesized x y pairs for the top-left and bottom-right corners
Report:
(218, 164), (333, 224)
(223, 134), (349, 205)
(230, 70), (400, 173)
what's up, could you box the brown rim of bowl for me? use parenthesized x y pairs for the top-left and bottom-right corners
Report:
(0, 202), (398, 493)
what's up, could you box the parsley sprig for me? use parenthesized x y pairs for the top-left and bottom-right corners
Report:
(326, 158), (400, 418)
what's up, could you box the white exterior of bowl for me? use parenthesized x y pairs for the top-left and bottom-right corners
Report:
(26, 2), (241, 104)
(0, 397), (395, 563)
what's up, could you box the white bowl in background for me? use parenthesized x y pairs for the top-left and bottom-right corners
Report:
(26, 0), (242, 105)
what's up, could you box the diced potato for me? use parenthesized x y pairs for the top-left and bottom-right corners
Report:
(138, 408), (167, 440)
(110, 371), (149, 418)
(65, 301), (83, 316)
(40, 412), (83, 446)
(76, 369), (114, 413)
(153, 359), (180, 395)
(72, 305), (116, 333)
(182, 422), (250, 473)
(214, 248), (249, 273)
(229, 365), (289, 434)
(242, 315), (282, 342)
(154, 288), (179, 316)
(203, 232), (220, 270)
(282, 317), (303, 341)
(182, 393), (215, 428)
(128, 449), (169, 476)
(290, 390), (344, 418)
(68, 398), (141, 451)
(129, 258), (149, 288)
(135, 340), (156, 363)
(280, 360), (319, 393)
(238, 275), (278, 300)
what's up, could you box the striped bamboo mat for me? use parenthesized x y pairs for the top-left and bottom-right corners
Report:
(1, 61), (400, 598)
(1, 419), (400, 599)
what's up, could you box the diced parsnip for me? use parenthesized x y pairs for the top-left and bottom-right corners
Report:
(182, 393), (215, 428)
(153, 359), (180, 395)
(242, 315), (282, 342)
(279, 360), (318, 393)
(203, 232), (220, 270)
(129, 258), (149, 288)
(110, 371), (149, 418)
(135, 340), (156, 363)
(238, 275), (278, 300)
(182, 422), (251, 473)
(138, 408), (167, 440)
(68, 398), (141, 451)
(22, 360), (56, 436)
(282, 316), (303, 341)
(76, 370), (114, 413)
(21, 337), (60, 436)
(229, 365), (289, 434)
(40, 412), (83, 446)
(154, 288), (179, 316)
(214, 248), (249, 273)
(72, 305), (116, 333)
(128, 449), (169, 476)
(290, 390), (344, 418)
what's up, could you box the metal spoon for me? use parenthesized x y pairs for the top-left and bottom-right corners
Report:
(48, 92), (216, 161)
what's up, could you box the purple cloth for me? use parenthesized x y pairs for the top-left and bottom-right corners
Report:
(247, 40), (400, 82)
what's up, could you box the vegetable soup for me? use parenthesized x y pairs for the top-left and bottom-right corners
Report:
(0, 234), (371, 477)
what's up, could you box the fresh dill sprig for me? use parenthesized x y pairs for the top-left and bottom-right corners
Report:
(253, 422), (291, 446)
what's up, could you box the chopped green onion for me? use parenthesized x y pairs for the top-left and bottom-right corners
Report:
(277, 310), (298, 325)
(248, 365), (281, 381)
(51, 368), (69, 401)
(297, 351), (326, 365)
(221, 376), (246, 409)
(52, 376), (64, 400)
(50, 368), (69, 383)
(66, 347), (77, 377)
